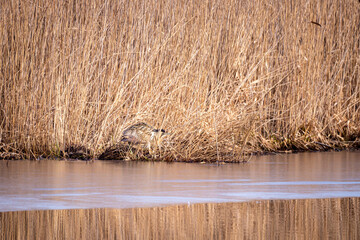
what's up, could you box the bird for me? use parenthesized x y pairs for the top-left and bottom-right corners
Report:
(121, 122), (169, 152)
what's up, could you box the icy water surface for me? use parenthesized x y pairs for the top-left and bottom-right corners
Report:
(0, 151), (359, 211)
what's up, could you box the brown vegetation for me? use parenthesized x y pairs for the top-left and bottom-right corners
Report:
(1, 0), (359, 161)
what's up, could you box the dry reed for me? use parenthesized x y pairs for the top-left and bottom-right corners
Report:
(0, 0), (359, 161)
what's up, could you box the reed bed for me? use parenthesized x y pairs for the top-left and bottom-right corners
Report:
(0, 0), (359, 161)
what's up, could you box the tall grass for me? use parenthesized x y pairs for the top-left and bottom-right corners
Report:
(1, 0), (359, 161)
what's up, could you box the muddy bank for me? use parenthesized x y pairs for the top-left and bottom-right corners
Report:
(1, 143), (359, 162)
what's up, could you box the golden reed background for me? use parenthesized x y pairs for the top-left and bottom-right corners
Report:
(1, 198), (359, 239)
(1, 0), (359, 161)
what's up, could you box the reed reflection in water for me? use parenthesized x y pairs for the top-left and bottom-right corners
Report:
(1, 197), (359, 239)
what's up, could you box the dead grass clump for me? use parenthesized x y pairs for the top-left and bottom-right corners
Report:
(0, 0), (359, 162)
(61, 145), (92, 160)
(98, 143), (135, 161)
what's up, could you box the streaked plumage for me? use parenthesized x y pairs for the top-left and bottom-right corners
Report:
(121, 122), (168, 150)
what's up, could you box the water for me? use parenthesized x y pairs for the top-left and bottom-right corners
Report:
(1, 198), (359, 239)
(0, 151), (359, 211)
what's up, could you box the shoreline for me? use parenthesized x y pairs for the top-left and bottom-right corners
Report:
(1, 144), (359, 162)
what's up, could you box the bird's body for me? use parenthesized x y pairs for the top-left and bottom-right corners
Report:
(121, 122), (167, 150)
